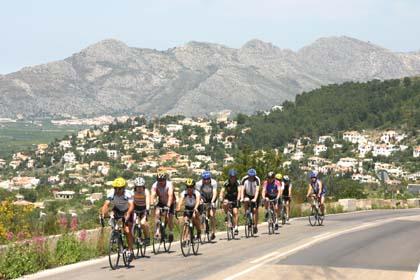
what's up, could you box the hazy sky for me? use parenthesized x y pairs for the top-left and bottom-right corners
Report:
(1, 0), (420, 74)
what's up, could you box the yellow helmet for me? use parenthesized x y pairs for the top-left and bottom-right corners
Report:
(275, 173), (283, 180)
(156, 172), (167, 181)
(185, 178), (196, 188)
(112, 177), (127, 188)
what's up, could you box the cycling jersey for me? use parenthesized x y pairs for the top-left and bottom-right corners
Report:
(196, 178), (218, 203)
(222, 179), (240, 201)
(310, 179), (326, 196)
(151, 180), (175, 205)
(241, 175), (261, 197)
(181, 190), (200, 208)
(263, 179), (281, 199)
(106, 189), (133, 216)
(133, 190), (147, 212)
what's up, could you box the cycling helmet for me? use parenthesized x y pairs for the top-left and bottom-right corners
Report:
(112, 177), (126, 188)
(156, 172), (167, 181)
(309, 171), (318, 178)
(228, 169), (238, 177)
(282, 175), (290, 182)
(247, 168), (257, 177)
(275, 173), (283, 180)
(201, 170), (212, 180)
(267, 171), (275, 179)
(185, 178), (196, 188)
(134, 177), (146, 187)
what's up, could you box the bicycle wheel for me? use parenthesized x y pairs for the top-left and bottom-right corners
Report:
(138, 226), (147, 257)
(317, 212), (324, 226)
(108, 232), (120, 270)
(267, 210), (273, 235)
(192, 226), (200, 255)
(308, 207), (318, 226)
(162, 225), (170, 252)
(152, 223), (162, 254)
(250, 212), (255, 237)
(134, 225), (141, 258)
(180, 223), (191, 257)
(281, 206), (287, 225)
(205, 218), (210, 243)
(226, 213), (233, 240)
(120, 236), (128, 267)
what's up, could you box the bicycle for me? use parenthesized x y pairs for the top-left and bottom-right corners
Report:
(224, 201), (236, 240)
(308, 195), (324, 226)
(152, 206), (172, 254)
(133, 210), (148, 258)
(176, 210), (200, 257)
(244, 201), (257, 238)
(199, 203), (213, 243)
(266, 198), (278, 235)
(100, 214), (131, 270)
(279, 196), (288, 225)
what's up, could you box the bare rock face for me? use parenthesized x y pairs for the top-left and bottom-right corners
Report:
(1, 36), (420, 118)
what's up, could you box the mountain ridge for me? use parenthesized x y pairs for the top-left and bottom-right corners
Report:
(1, 36), (420, 119)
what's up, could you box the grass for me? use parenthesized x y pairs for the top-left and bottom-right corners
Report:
(0, 121), (80, 157)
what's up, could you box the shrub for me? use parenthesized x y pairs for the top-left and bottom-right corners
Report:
(54, 234), (83, 266)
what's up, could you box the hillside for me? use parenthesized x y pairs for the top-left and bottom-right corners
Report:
(1, 36), (420, 118)
(237, 77), (420, 148)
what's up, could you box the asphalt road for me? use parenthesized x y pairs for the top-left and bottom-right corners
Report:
(23, 209), (420, 280)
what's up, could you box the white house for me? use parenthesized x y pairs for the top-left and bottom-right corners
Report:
(343, 131), (366, 144)
(414, 146), (420, 158)
(318, 136), (335, 144)
(166, 124), (183, 132)
(59, 140), (72, 149)
(337, 157), (358, 170)
(62, 152), (76, 163)
(190, 161), (202, 169)
(195, 155), (212, 162)
(291, 150), (304, 161)
(86, 148), (100, 156)
(193, 144), (205, 152)
(372, 144), (397, 157)
(358, 143), (373, 158)
(313, 144), (327, 156)
(54, 190), (75, 200)
(106, 150), (119, 159)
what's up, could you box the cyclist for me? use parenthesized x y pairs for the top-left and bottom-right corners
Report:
(196, 170), (218, 240)
(219, 169), (241, 235)
(262, 171), (282, 230)
(101, 177), (135, 261)
(133, 177), (151, 246)
(151, 172), (176, 242)
(282, 175), (292, 222)
(241, 168), (261, 234)
(306, 171), (326, 215)
(176, 178), (201, 242)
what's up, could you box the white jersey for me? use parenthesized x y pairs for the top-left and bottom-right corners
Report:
(195, 178), (218, 202)
(181, 190), (200, 208)
(241, 175), (261, 197)
(151, 181), (174, 204)
(106, 189), (133, 213)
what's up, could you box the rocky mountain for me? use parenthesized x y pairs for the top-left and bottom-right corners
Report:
(1, 36), (420, 118)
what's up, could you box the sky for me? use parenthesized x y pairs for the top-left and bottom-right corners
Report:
(1, 0), (420, 74)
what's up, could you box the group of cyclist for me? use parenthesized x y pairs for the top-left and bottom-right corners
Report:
(100, 168), (325, 261)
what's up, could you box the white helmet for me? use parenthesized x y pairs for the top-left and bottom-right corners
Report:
(134, 177), (146, 187)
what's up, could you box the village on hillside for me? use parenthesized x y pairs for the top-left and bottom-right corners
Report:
(0, 111), (419, 209)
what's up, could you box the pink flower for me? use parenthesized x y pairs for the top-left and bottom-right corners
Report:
(6, 231), (14, 241)
(17, 231), (25, 240)
(79, 229), (87, 241)
(59, 215), (68, 230)
(70, 216), (78, 231)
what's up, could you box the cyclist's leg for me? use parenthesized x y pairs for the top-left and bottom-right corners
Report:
(209, 207), (216, 236)
(140, 214), (150, 238)
(192, 211), (201, 238)
(222, 199), (229, 213)
(168, 203), (175, 241)
(232, 205), (239, 227)
(154, 207), (161, 237)
(320, 195), (325, 215)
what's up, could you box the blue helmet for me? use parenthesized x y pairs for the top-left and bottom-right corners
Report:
(247, 168), (257, 177)
(309, 171), (318, 178)
(228, 169), (238, 177)
(201, 170), (212, 180)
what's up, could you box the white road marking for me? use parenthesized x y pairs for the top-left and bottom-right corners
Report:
(414, 263), (420, 280)
(224, 215), (420, 280)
